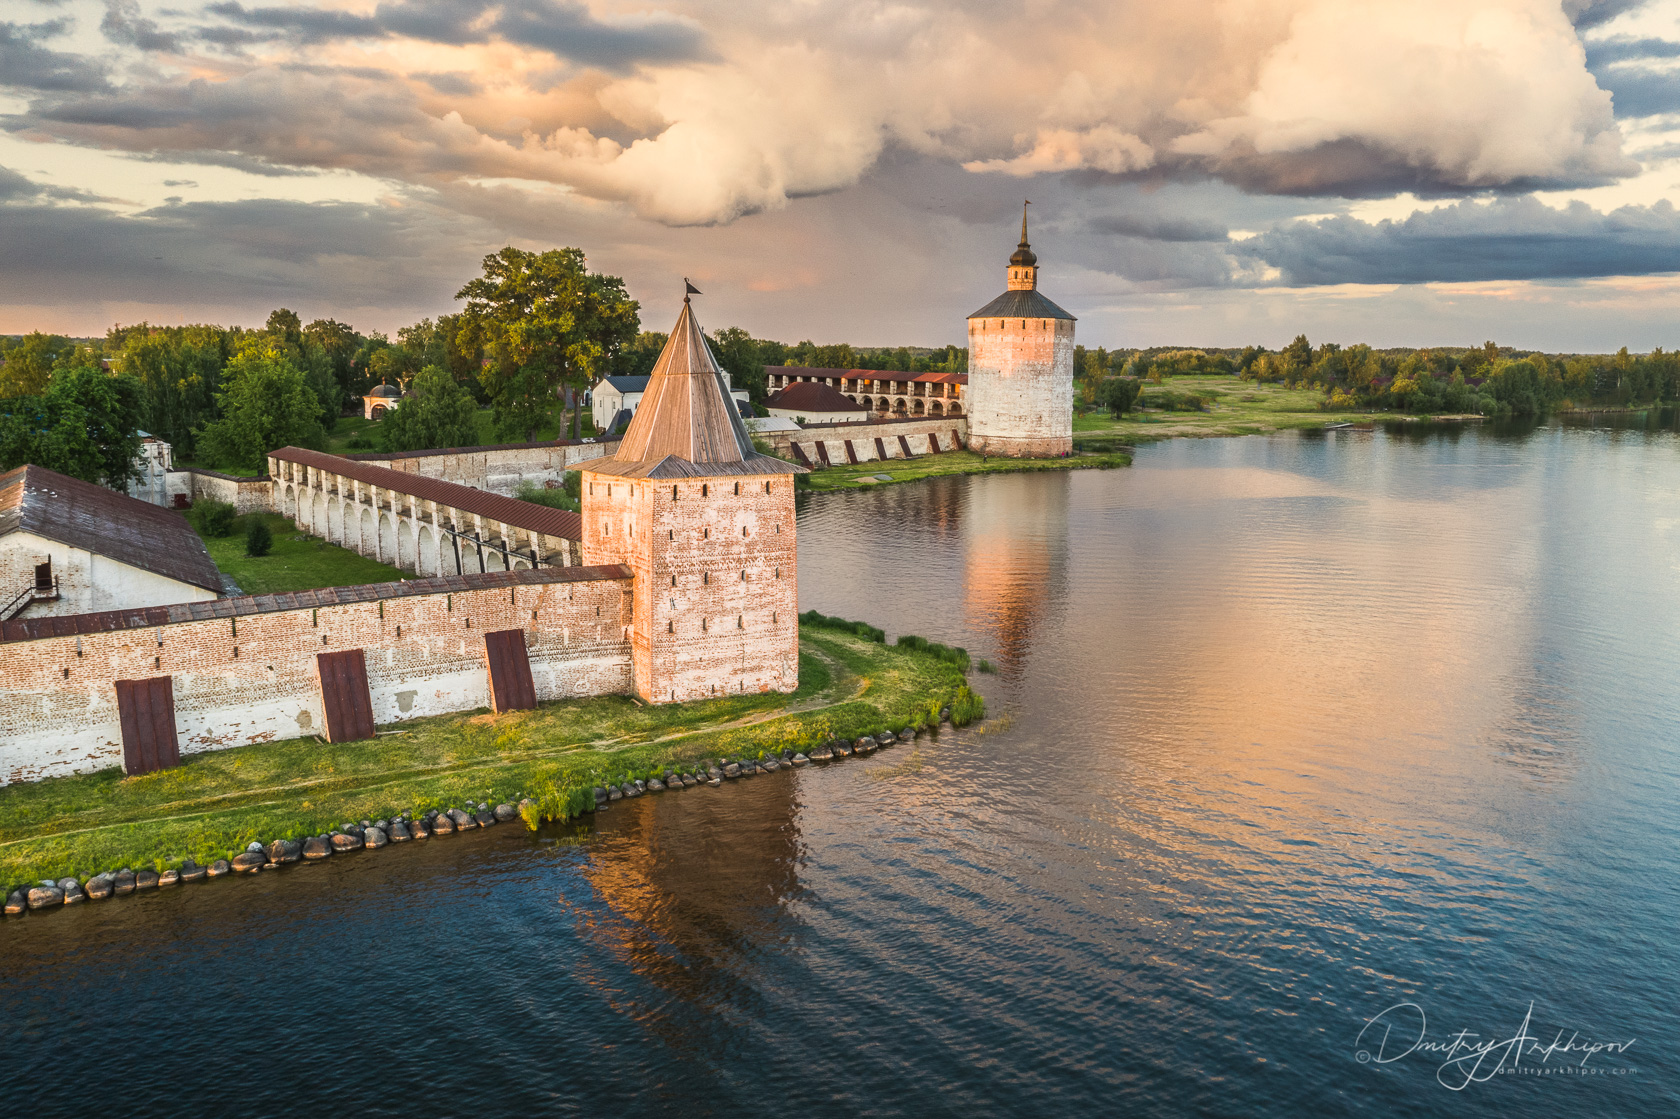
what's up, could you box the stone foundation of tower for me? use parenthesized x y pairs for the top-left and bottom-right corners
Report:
(965, 316), (1075, 458)
(580, 470), (799, 704)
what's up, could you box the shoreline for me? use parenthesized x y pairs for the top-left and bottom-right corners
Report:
(800, 448), (1132, 492)
(0, 622), (979, 905)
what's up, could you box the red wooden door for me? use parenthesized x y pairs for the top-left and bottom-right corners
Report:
(115, 676), (180, 776)
(316, 649), (375, 742)
(484, 629), (537, 713)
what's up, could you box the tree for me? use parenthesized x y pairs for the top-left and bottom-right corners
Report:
(116, 323), (230, 460)
(379, 364), (480, 452)
(0, 365), (144, 487)
(708, 327), (767, 403)
(455, 246), (640, 442)
(245, 517), (272, 557)
(0, 332), (69, 398)
(196, 343), (327, 470)
(1099, 376), (1142, 416)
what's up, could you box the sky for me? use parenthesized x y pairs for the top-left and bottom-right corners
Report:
(1, 0), (1678, 352)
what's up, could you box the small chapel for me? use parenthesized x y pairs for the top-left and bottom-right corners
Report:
(580, 293), (807, 704)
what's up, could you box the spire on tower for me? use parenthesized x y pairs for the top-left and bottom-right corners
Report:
(1009, 200), (1037, 269)
(1019, 199), (1030, 247)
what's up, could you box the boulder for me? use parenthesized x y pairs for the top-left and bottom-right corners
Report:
(450, 808), (477, 830)
(473, 811), (495, 827)
(623, 784), (641, 798)
(330, 832), (363, 852)
(723, 763), (741, 778)
(409, 820), (429, 839)
(495, 803), (518, 822)
(939, 707), (951, 722)
(59, 878), (85, 904)
(854, 736), (875, 753)
(136, 870), (160, 890)
(681, 774), (698, 788)
(246, 841), (265, 853)
(4, 890), (26, 916)
(27, 885), (64, 909)
(647, 778), (666, 793)
(363, 827), (388, 849)
(231, 852), (265, 874)
(388, 821), (411, 842)
(158, 870), (180, 887)
(607, 787), (622, 802)
(180, 861), (208, 881)
(373, 819), (390, 832)
(832, 742), (852, 758)
(593, 787), (608, 806)
(301, 836), (332, 860)
(431, 814), (455, 835)
(267, 839), (303, 864)
(707, 767), (723, 781)
(113, 870), (137, 895)
(792, 753), (810, 767)
(707, 777), (722, 787)
(84, 875), (114, 900)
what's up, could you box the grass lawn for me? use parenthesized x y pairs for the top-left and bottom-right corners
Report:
(803, 448), (1131, 491)
(1072, 374), (1454, 443)
(192, 512), (403, 595)
(0, 625), (977, 887)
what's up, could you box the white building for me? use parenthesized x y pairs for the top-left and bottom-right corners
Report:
(1, 464), (222, 621)
(128, 431), (173, 506)
(593, 372), (751, 436)
(764, 381), (870, 425)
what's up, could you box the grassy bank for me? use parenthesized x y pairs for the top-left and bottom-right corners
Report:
(803, 448), (1130, 491)
(0, 625), (977, 889)
(191, 511), (402, 595)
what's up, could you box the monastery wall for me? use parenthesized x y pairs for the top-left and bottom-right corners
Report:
(350, 440), (619, 496)
(165, 469), (276, 513)
(581, 471), (798, 704)
(966, 317), (1075, 458)
(0, 568), (633, 785)
(761, 417), (968, 466)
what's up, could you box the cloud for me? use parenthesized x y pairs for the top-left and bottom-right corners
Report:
(1585, 36), (1680, 117)
(0, 20), (111, 92)
(1090, 212), (1228, 243)
(1236, 196), (1680, 284)
(101, 0), (181, 52)
(203, 0), (707, 70)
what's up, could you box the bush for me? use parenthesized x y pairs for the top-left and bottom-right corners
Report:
(514, 480), (579, 512)
(244, 517), (273, 557)
(1147, 391), (1211, 412)
(190, 499), (238, 537)
(894, 633), (972, 671)
(949, 685), (985, 726)
(798, 610), (885, 644)
(1099, 376), (1142, 416)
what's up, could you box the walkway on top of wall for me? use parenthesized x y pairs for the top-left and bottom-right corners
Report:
(0, 565), (631, 644)
(270, 447), (583, 541)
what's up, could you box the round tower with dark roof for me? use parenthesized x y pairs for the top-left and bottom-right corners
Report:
(965, 203), (1076, 458)
(580, 290), (807, 704)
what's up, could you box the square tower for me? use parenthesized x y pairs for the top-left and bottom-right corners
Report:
(581, 296), (806, 703)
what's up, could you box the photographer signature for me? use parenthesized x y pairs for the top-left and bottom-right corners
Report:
(1355, 1001), (1637, 1090)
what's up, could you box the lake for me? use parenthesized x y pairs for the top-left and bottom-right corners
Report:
(3, 422), (1677, 1116)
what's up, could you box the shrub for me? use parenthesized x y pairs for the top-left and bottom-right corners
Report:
(514, 480), (579, 512)
(977, 659), (996, 674)
(894, 633), (971, 672)
(244, 518), (273, 557)
(798, 610), (885, 644)
(949, 685), (985, 727)
(190, 499), (237, 537)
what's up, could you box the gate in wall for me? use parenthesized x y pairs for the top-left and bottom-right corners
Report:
(316, 649), (375, 742)
(484, 629), (537, 713)
(115, 676), (181, 776)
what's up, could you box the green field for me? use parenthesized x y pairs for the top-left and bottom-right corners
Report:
(193, 512), (403, 595)
(1075, 375), (1412, 442)
(0, 626), (976, 888)
(803, 448), (1131, 491)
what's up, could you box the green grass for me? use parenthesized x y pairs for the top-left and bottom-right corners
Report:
(803, 449), (1130, 491)
(191, 512), (403, 595)
(1074, 374), (1407, 443)
(0, 627), (975, 887)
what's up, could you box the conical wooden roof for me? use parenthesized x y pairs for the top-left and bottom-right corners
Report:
(588, 299), (804, 479)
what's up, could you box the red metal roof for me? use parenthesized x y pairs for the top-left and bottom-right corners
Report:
(766, 367), (968, 385)
(0, 464), (223, 593)
(0, 564), (631, 644)
(271, 447), (584, 540)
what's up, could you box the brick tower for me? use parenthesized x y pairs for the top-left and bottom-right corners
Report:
(965, 203), (1076, 458)
(580, 291), (806, 704)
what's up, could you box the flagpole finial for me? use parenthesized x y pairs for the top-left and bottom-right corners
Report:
(684, 277), (702, 304)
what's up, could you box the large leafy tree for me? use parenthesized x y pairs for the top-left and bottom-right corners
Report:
(708, 327), (768, 403)
(455, 247), (639, 442)
(0, 365), (144, 487)
(0, 332), (69, 398)
(196, 342), (327, 470)
(116, 323), (230, 459)
(379, 364), (480, 452)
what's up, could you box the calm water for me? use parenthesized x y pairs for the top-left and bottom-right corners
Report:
(4, 424), (1678, 1117)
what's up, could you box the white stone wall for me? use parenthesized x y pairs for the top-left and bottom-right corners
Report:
(966, 316), (1075, 457)
(1, 531), (218, 619)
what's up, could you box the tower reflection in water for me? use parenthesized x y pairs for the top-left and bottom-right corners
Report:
(962, 472), (1069, 674)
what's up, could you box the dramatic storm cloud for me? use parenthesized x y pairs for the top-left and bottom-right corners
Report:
(0, 0), (1676, 347)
